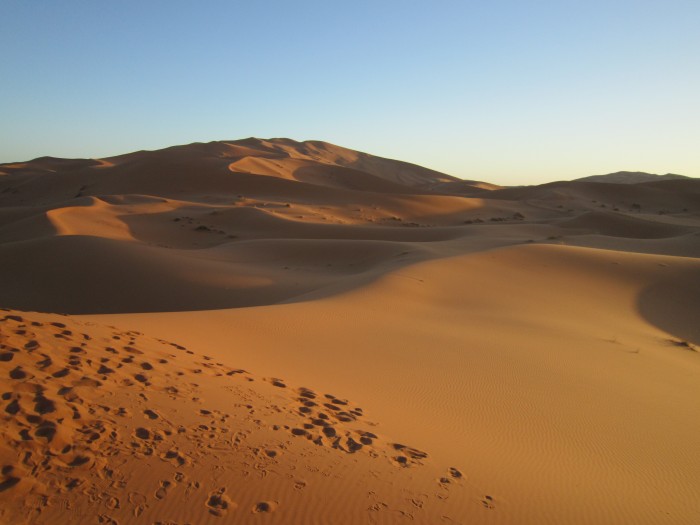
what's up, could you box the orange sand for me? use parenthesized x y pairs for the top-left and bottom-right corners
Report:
(1, 139), (699, 524)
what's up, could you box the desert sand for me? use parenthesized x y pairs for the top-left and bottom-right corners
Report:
(1, 138), (699, 524)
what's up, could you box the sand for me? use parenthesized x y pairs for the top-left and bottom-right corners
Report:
(1, 138), (699, 524)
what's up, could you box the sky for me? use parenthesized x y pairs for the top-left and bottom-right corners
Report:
(1, 0), (698, 185)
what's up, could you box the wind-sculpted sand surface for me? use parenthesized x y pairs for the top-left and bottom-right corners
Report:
(1, 138), (699, 523)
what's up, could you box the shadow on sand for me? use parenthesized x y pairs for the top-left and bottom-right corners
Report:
(636, 267), (700, 346)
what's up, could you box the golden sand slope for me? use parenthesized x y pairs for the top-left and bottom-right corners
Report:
(1, 139), (699, 524)
(99, 243), (700, 525)
(1, 309), (480, 524)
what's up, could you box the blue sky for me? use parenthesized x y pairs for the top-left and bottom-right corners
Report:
(1, 0), (698, 185)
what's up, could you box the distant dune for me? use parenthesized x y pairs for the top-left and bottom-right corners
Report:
(575, 170), (690, 184)
(1, 139), (699, 524)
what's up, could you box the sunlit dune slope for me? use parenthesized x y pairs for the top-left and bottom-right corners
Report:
(99, 243), (700, 525)
(1, 309), (480, 525)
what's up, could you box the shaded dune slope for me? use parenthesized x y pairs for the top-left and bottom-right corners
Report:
(559, 210), (692, 238)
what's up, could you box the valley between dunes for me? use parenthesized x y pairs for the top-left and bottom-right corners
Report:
(1, 139), (699, 524)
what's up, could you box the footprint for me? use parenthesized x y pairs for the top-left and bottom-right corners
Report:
(36, 355), (52, 369)
(359, 432), (375, 445)
(390, 443), (428, 466)
(339, 436), (363, 453)
(321, 426), (337, 438)
(5, 399), (20, 415)
(154, 480), (172, 500)
(0, 475), (21, 492)
(185, 480), (201, 497)
(9, 367), (27, 380)
(394, 455), (410, 467)
(481, 495), (495, 509)
(252, 501), (277, 513)
(392, 444), (427, 459)
(206, 487), (236, 517)
(410, 498), (424, 509)
(134, 427), (151, 440)
(127, 492), (147, 517)
(298, 387), (316, 399)
(73, 377), (101, 388)
(68, 454), (93, 467)
(160, 449), (186, 466)
(143, 409), (159, 420)
(448, 467), (463, 479)
(33, 395), (56, 414)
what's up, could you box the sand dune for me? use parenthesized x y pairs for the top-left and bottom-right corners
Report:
(1, 139), (699, 524)
(490, 179), (700, 214)
(1, 309), (476, 524)
(558, 210), (693, 238)
(100, 244), (700, 524)
(575, 171), (689, 184)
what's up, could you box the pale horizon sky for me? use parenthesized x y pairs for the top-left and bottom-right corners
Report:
(1, 1), (698, 186)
